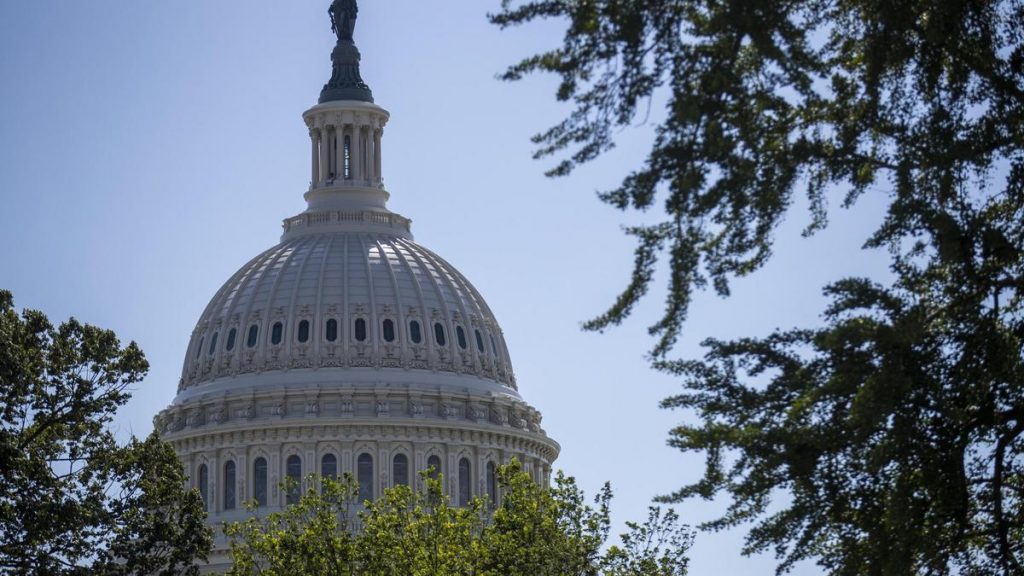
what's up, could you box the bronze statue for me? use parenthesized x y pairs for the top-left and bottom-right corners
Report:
(329, 0), (358, 42)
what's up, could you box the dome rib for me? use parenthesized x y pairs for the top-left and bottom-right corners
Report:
(312, 233), (337, 361)
(375, 238), (408, 361)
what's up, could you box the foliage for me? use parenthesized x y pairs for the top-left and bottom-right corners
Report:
(224, 463), (693, 575)
(492, 0), (1024, 574)
(0, 289), (212, 574)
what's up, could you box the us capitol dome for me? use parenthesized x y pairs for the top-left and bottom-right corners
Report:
(154, 2), (558, 569)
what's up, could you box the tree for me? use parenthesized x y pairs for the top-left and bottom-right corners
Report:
(0, 290), (212, 574)
(224, 463), (693, 575)
(491, 0), (1023, 574)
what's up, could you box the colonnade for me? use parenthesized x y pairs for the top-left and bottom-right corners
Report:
(309, 121), (383, 187)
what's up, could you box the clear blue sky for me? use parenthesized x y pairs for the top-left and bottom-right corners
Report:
(0, 2), (892, 574)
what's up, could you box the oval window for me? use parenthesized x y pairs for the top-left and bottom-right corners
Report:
(297, 319), (310, 343)
(409, 320), (422, 344)
(271, 322), (283, 345)
(226, 327), (237, 351)
(474, 329), (484, 352)
(382, 319), (395, 342)
(354, 318), (367, 342)
(325, 318), (338, 342)
(434, 323), (447, 347)
(208, 332), (218, 356)
(195, 337), (204, 359)
(456, 326), (467, 349)
(247, 325), (259, 348)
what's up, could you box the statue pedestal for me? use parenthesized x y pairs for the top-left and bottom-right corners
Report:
(320, 41), (374, 103)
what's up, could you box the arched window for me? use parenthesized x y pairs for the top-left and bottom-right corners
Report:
(285, 455), (302, 505)
(393, 454), (409, 487)
(409, 320), (422, 344)
(226, 327), (237, 352)
(458, 458), (472, 506)
(325, 318), (338, 342)
(224, 461), (236, 510)
(434, 323), (447, 347)
(208, 332), (219, 356)
(382, 319), (395, 342)
(271, 322), (283, 345)
(253, 457), (268, 507)
(195, 337), (204, 360)
(321, 453), (337, 480)
(475, 329), (484, 352)
(197, 464), (209, 511)
(357, 453), (374, 502)
(297, 319), (310, 343)
(354, 318), (367, 342)
(456, 326), (467, 350)
(427, 455), (442, 481)
(247, 325), (259, 348)
(486, 461), (497, 505)
(343, 134), (352, 179)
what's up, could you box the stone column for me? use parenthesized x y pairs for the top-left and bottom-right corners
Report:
(373, 129), (382, 182)
(318, 126), (330, 184)
(310, 129), (319, 188)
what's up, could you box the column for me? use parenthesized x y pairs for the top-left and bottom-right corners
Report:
(310, 129), (319, 188)
(318, 126), (330, 184)
(351, 124), (362, 181)
(373, 129), (382, 182)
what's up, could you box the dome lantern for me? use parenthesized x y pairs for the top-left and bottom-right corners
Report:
(301, 0), (390, 218)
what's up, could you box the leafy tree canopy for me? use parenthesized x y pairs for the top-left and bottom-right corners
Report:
(225, 463), (693, 576)
(0, 290), (212, 574)
(491, 0), (1024, 574)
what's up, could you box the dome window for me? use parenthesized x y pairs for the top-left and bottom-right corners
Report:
(343, 134), (352, 179)
(475, 329), (484, 352)
(490, 334), (499, 358)
(253, 457), (268, 507)
(382, 319), (395, 342)
(357, 453), (374, 502)
(393, 453), (409, 487)
(224, 461), (236, 510)
(456, 326), (468, 350)
(427, 455), (442, 480)
(458, 458), (472, 506)
(321, 453), (337, 480)
(486, 461), (497, 505)
(325, 318), (338, 342)
(285, 455), (302, 505)
(409, 320), (422, 344)
(226, 328), (236, 352)
(198, 464), (209, 511)
(208, 332), (219, 356)
(271, 322), (283, 345)
(297, 319), (310, 343)
(434, 323), (447, 347)
(246, 325), (259, 348)
(354, 318), (367, 342)
(195, 337), (204, 360)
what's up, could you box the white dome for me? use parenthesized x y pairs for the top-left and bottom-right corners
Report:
(179, 221), (517, 397)
(156, 17), (558, 570)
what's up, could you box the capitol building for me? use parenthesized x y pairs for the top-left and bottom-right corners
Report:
(154, 2), (559, 569)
